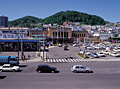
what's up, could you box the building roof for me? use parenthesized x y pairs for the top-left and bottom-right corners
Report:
(72, 27), (87, 31)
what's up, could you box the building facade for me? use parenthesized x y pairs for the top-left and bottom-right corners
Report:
(0, 15), (8, 27)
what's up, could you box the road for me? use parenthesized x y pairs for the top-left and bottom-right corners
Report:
(0, 62), (120, 89)
(47, 46), (81, 59)
(1, 46), (120, 89)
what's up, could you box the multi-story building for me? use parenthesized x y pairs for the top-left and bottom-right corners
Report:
(0, 27), (28, 39)
(0, 15), (8, 27)
(29, 26), (88, 43)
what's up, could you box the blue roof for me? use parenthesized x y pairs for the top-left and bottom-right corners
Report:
(0, 56), (11, 58)
(10, 56), (18, 58)
(0, 40), (39, 42)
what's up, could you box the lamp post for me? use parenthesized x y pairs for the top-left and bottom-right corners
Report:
(84, 37), (86, 59)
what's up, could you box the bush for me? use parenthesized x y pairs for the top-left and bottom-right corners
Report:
(78, 53), (89, 58)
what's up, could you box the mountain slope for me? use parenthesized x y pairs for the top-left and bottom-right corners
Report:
(9, 10), (106, 27)
(9, 16), (42, 27)
(43, 10), (106, 25)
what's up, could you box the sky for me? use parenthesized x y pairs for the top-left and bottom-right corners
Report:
(0, 0), (120, 23)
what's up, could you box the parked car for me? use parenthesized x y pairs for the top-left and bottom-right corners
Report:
(113, 48), (120, 52)
(73, 44), (79, 47)
(71, 65), (92, 73)
(85, 51), (91, 55)
(101, 50), (110, 55)
(80, 51), (90, 55)
(110, 52), (120, 57)
(36, 65), (59, 73)
(91, 53), (100, 58)
(58, 43), (62, 47)
(0, 64), (20, 72)
(87, 46), (96, 50)
(64, 46), (69, 50)
(97, 52), (106, 57)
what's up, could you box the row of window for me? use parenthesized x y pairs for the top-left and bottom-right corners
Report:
(72, 33), (86, 37)
(32, 33), (43, 35)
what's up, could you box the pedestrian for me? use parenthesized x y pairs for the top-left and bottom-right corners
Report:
(66, 55), (68, 60)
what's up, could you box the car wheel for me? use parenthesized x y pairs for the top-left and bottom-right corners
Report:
(73, 70), (77, 73)
(86, 70), (89, 73)
(38, 70), (41, 73)
(51, 70), (54, 73)
(12, 69), (15, 72)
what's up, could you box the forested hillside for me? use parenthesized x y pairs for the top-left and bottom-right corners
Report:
(9, 11), (106, 27)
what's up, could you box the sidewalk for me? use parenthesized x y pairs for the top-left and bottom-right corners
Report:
(20, 46), (55, 63)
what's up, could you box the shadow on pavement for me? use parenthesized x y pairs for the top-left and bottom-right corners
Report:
(73, 71), (93, 73)
(2, 70), (23, 72)
(19, 65), (27, 67)
(0, 76), (6, 79)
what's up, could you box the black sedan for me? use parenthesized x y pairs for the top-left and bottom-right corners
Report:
(36, 65), (59, 73)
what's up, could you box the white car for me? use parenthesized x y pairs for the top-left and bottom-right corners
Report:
(58, 43), (62, 47)
(85, 51), (91, 55)
(71, 65), (92, 73)
(97, 52), (106, 57)
(110, 52), (120, 57)
(101, 50), (110, 55)
(80, 51), (90, 55)
(95, 46), (100, 49)
(113, 49), (120, 52)
(73, 44), (79, 47)
(0, 64), (20, 72)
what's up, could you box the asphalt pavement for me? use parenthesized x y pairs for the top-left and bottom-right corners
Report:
(1, 62), (120, 89)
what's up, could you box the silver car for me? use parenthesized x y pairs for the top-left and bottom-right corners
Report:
(71, 65), (92, 73)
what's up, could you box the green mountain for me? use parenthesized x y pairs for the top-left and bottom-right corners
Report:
(43, 10), (106, 25)
(8, 16), (42, 27)
(9, 10), (106, 27)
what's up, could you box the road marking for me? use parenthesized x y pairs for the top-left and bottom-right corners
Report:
(44, 58), (120, 63)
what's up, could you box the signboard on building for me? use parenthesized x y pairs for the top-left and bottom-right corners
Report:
(0, 31), (24, 39)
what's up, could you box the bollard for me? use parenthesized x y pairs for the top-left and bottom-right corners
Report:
(28, 55), (30, 60)
(46, 53), (47, 60)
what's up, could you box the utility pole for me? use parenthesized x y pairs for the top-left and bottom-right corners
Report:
(17, 27), (19, 59)
(21, 27), (24, 60)
(43, 28), (45, 60)
(84, 37), (86, 59)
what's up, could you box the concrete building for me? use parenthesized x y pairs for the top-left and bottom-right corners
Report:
(0, 15), (8, 27)
(0, 27), (28, 39)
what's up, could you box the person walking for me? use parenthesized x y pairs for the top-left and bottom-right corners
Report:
(65, 55), (68, 60)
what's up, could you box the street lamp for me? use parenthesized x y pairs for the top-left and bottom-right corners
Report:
(84, 37), (86, 59)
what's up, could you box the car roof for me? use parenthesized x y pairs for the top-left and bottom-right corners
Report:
(73, 65), (83, 67)
(3, 64), (10, 66)
(38, 65), (49, 67)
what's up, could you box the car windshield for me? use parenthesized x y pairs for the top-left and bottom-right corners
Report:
(94, 53), (97, 55)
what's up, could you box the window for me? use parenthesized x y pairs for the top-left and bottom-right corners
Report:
(80, 34), (81, 37)
(75, 66), (79, 69)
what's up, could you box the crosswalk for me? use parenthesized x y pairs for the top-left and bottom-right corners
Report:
(44, 58), (120, 63)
